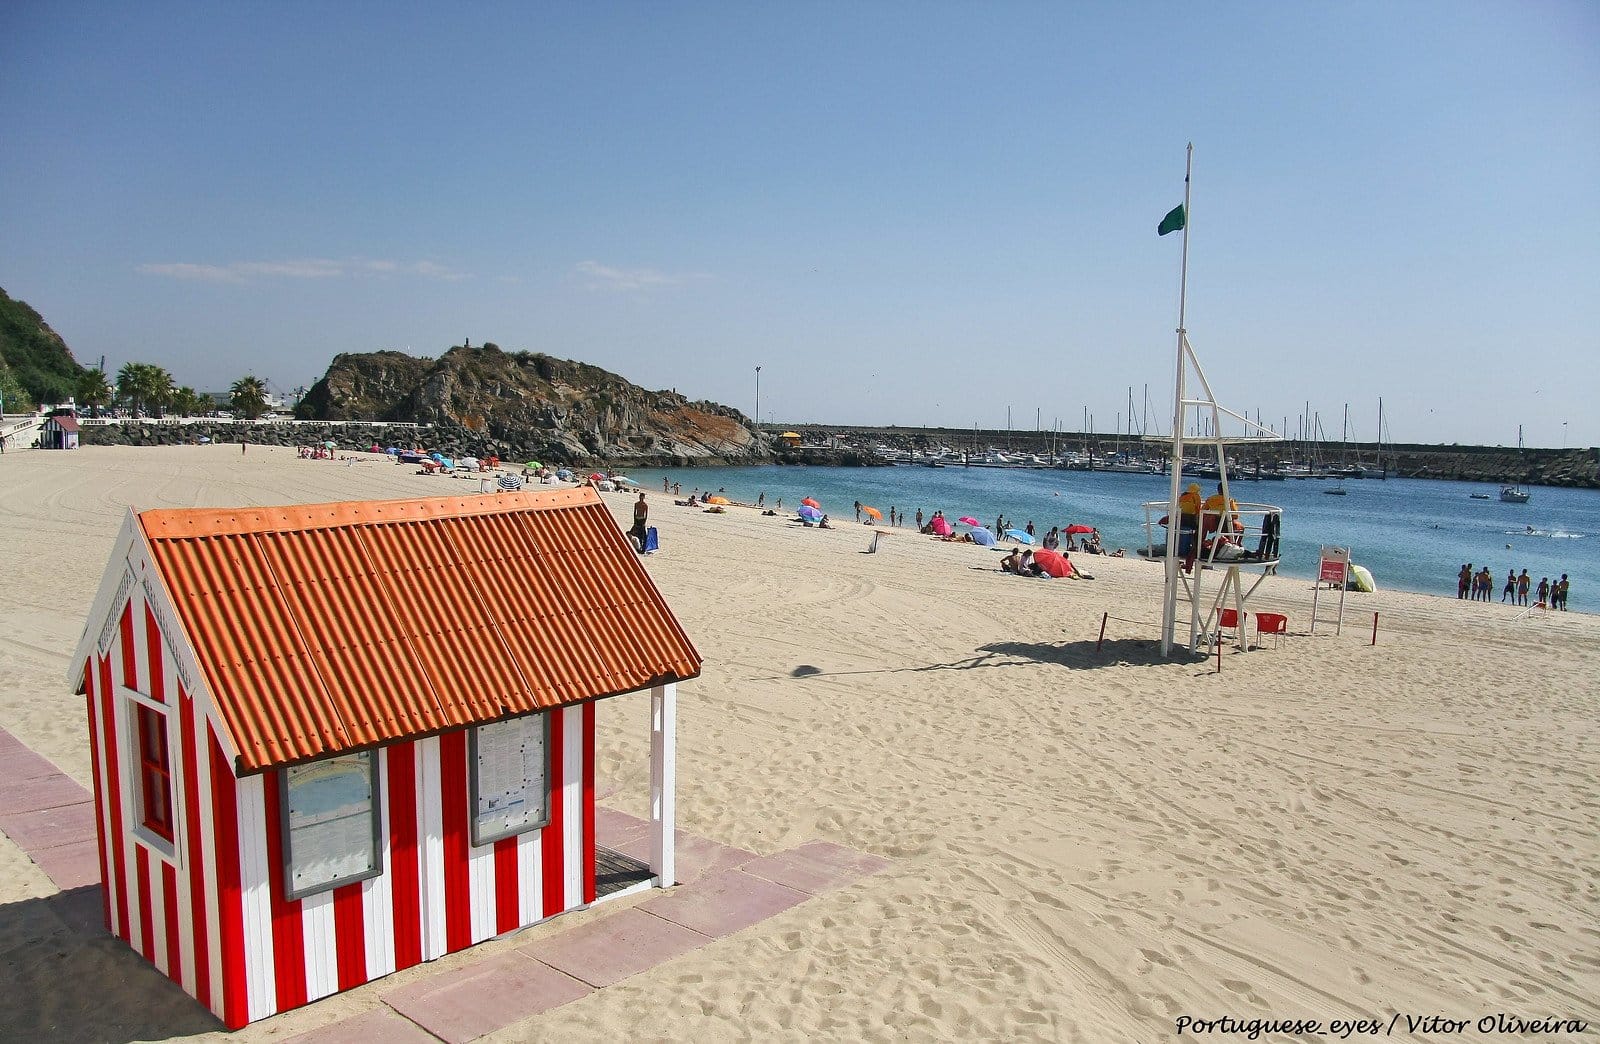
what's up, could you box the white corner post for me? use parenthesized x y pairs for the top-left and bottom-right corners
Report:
(649, 682), (677, 888)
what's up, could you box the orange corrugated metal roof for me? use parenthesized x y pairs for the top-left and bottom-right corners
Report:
(138, 488), (701, 773)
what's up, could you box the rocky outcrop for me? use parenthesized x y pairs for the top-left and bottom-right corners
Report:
(296, 344), (771, 465)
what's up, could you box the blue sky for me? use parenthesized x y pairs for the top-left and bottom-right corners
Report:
(3, 2), (1596, 447)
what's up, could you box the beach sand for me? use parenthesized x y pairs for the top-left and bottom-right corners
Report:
(2, 445), (1596, 1042)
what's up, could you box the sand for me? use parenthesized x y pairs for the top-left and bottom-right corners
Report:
(1, 445), (1596, 1042)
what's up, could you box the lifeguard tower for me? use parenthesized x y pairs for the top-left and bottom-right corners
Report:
(1140, 145), (1284, 656)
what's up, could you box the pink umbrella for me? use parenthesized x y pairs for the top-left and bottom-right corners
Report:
(957, 516), (981, 527)
(931, 517), (954, 536)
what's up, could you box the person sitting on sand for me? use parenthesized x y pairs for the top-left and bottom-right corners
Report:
(1000, 548), (1023, 574)
(818, 514), (832, 529)
(1020, 550), (1046, 577)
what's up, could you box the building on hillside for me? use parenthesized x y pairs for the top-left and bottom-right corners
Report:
(68, 488), (701, 1027)
(40, 411), (80, 449)
(777, 431), (803, 448)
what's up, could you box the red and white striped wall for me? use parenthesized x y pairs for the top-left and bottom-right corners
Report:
(82, 569), (598, 1029)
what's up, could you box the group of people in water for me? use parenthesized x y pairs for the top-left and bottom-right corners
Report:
(1459, 564), (1570, 609)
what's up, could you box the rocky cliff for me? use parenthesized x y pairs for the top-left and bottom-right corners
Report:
(297, 344), (771, 465)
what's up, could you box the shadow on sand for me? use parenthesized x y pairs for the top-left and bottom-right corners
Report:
(789, 637), (1198, 681)
(0, 885), (221, 1043)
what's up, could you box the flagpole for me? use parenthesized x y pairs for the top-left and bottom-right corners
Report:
(1160, 143), (1193, 656)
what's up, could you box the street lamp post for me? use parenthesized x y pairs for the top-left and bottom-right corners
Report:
(755, 366), (761, 431)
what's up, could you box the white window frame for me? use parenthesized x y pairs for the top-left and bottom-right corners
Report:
(279, 751), (382, 900)
(120, 684), (179, 863)
(469, 714), (552, 847)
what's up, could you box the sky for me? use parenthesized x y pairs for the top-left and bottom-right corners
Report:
(2, 2), (1597, 448)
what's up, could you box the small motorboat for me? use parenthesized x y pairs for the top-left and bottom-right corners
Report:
(1469, 493), (1491, 500)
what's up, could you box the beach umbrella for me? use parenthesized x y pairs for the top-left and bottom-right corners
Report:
(957, 516), (981, 527)
(1065, 524), (1096, 535)
(930, 516), (953, 537)
(614, 476), (638, 486)
(386, 447), (400, 455)
(1004, 528), (1034, 544)
(797, 505), (823, 522)
(556, 468), (572, 479)
(801, 497), (820, 509)
(706, 495), (730, 505)
(324, 441), (336, 449)
(1032, 549), (1074, 578)
(497, 474), (525, 491)
(459, 456), (479, 469)
(862, 505), (882, 521)
(969, 526), (997, 546)
(589, 472), (605, 481)
(525, 461), (541, 469)
(431, 452), (444, 461)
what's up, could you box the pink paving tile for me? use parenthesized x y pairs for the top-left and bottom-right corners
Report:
(738, 840), (893, 895)
(0, 773), (92, 815)
(382, 952), (590, 1044)
(0, 800), (97, 851)
(593, 805), (652, 848)
(29, 837), (103, 891)
(0, 728), (25, 756)
(638, 868), (808, 939)
(527, 907), (709, 988)
(609, 830), (756, 885)
(0, 745), (62, 785)
(285, 1007), (442, 1044)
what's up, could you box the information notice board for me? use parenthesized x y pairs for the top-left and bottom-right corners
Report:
(473, 714), (549, 844)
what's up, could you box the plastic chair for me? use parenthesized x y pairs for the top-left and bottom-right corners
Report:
(1254, 612), (1288, 649)
(1218, 608), (1245, 639)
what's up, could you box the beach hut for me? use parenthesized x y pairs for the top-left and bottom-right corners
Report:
(67, 487), (701, 1028)
(41, 412), (80, 449)
(777, 431), (803, 448)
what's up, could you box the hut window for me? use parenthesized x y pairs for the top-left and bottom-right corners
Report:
(470, 714), (550, 846)
(134, 705), (175, 844)
(281, 752), (380, 899)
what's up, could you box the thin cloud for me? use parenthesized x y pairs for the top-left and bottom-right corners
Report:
(574, 260), (707, 292)
(136, 258), (469, 282)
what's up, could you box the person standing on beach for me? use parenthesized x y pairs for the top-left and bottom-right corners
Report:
(1458, 563), (1472, 599)
(1502, 569), (1517, 602)
(1537, 576), (1550, 606)
(915, 509), (924, 531)
(757, 491), (765, 508)
(630, 492), (649, 552)
(1557, 574), (1570, 610)
(1517, 569), (1531, 606)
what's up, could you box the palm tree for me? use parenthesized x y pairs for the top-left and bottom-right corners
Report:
(172, 386), (203, 418)
(115, 362), (176, 418)
(77, 369), (112, 417)
(230, 375), (270, 420)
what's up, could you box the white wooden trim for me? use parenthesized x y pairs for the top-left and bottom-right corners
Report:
(650, 683), (677, 888)
(417, 737), (446, 961)
(67, 511), (140, 686)
(563, 705), (582, 905)
(236, 774), (277, 1023)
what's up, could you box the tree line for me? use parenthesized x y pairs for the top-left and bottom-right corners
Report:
(68, 363), (275, 420)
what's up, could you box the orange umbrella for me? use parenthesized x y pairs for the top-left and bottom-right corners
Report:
(801, 497), (820, 509)
(862, 505), (882, 521)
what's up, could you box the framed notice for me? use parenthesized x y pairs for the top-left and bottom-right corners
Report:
(1318, 546), (1350, 584)
(282, 751), (380, 899)
(470, 714), (551, 846)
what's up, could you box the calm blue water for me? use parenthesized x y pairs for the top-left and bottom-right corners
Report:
(628, 465), (1597, 611)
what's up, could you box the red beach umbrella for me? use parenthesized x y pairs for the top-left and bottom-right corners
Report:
(1065, 524), (1096, 535)
(1032, 549), (1075, 578)
(801, 497), (820, 509)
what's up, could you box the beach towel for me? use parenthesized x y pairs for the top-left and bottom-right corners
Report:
(643, 526), (659, 554)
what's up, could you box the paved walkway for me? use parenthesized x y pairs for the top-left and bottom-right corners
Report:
(0, 727), (891, 1042)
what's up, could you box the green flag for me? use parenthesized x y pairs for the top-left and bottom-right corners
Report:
(1158, 204), (1185, 236)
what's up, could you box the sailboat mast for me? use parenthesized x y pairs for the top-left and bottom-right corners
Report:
(1161, 143), (1194, 655)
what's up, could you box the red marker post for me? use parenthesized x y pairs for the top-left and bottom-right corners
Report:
(1371, 612), (1379, 646)
(1097, 612), (1108, 652)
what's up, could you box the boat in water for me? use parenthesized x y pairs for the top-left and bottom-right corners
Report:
(1501, 426), (1531, 503)
(1470, 492), (1491, 500)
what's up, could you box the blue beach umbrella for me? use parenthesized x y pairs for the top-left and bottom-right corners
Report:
(797, 505), (823, 522)
(970, 527), (997, 546)
(1004, 529), (1035, 544)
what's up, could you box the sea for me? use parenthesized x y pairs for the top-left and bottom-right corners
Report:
(623, 464), (1596, 612)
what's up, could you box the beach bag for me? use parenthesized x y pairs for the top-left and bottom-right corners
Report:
(643, 526), (659, 553)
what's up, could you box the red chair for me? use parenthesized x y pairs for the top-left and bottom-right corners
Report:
(1218, 608), (1245, 640)
(1254, 612), (1288, 649)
